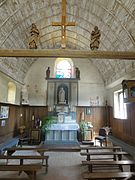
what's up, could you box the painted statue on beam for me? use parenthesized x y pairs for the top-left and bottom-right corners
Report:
(29, 23), (39, 49)
(90, 26), (101, 50)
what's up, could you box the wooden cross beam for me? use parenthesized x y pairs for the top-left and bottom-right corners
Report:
(52, 0), (75, 48)
(0, 49), (135, 60)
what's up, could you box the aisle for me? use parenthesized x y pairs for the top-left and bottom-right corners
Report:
(42, 151), (84, 180)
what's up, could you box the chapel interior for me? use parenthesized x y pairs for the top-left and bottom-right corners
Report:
(0, 0), (135, 179)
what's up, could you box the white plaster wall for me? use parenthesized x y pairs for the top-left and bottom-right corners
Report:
(0, 72), (21, 104)
(24, 58), (56, 106)
(106, 84), (122, 107)
(73, 58), (106, 106)
(0, 73), (8, 103)
(24, 58), (106, 106)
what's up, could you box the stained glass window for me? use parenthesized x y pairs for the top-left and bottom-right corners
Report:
(56, 59), (72, 78)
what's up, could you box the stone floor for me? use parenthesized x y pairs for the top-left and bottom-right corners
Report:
(108, 135), (135, 159)
(0, 136), (134, 180)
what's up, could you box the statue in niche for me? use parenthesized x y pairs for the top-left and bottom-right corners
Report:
(75, 67), (80, 79)
(29, 23), (39, 49)
(59, 87), (66, 104)
(57, 85), (68, 104)
(21, 85), (29, 104)
(46, 67), (50, 79)
(90, 26), (101, 50)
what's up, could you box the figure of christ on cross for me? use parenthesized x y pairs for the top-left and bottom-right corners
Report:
(52, 0), (75, 48)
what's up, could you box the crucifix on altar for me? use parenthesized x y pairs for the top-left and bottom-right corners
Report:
(52, 0), (75, 48)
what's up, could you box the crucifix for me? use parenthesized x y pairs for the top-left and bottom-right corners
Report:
(52, 0), (75, 48)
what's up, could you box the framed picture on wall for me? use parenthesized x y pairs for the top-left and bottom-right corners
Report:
(85, 107), (91, 115)
(1, 120), (6, 126)
(0, 106), (9, 119)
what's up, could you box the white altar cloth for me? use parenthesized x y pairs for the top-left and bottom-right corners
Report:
(48, 123), (79, 131)
(45, 123), (79, 142)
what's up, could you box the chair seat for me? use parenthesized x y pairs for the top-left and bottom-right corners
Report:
(95, 136), (107, 147)
(95, 136), (106, 140)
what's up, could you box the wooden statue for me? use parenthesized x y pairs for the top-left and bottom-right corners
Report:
(75, 67), (80, 79)
(29, 23), (39, 49)
(46, 67), (50, 79)
(90, 26), (101, 50)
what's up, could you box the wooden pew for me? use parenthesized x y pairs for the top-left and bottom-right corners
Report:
(0, 178), (28, 180)
(0, 155), (49, 173)
(82, 160), (135, 172)
(80, 151), (128, 161)
(80, 146), (122, 153)
(4, 147), (48, 156)
(0, 164), (42, 180)
(82, 172), (135, 179)
(4, 147), (49, 171)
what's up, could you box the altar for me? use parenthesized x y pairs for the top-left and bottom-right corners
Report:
(45, 122), (79, 142)
(45, 78), (79, 143)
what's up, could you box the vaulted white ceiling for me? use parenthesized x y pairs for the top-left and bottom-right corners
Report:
(0, 0), (135, 85)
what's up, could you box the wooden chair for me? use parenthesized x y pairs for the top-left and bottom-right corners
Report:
(95, 128), (107, 146)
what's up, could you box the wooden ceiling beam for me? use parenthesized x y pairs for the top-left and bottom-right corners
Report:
(0, 49), (135, 60)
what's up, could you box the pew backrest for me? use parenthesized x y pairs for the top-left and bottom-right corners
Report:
(82, 160), (135, 172)
(82, 172), (135, 179)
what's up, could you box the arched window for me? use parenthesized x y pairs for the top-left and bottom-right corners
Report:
(54, 58), (74, 78)
(7, 82), (16, 104)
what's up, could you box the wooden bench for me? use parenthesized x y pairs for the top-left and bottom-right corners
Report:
(82, 172), (135, 179)
(4, 147), (49, 171)
(0, 155), (49, 174)
(81, 146), (122, 153)
(82, 160), (135, 172)
(0, 178), (28, 180)
(0, 164), (42, 180)
(80, 151), (128, 161)
(4, 147), (48, 156)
